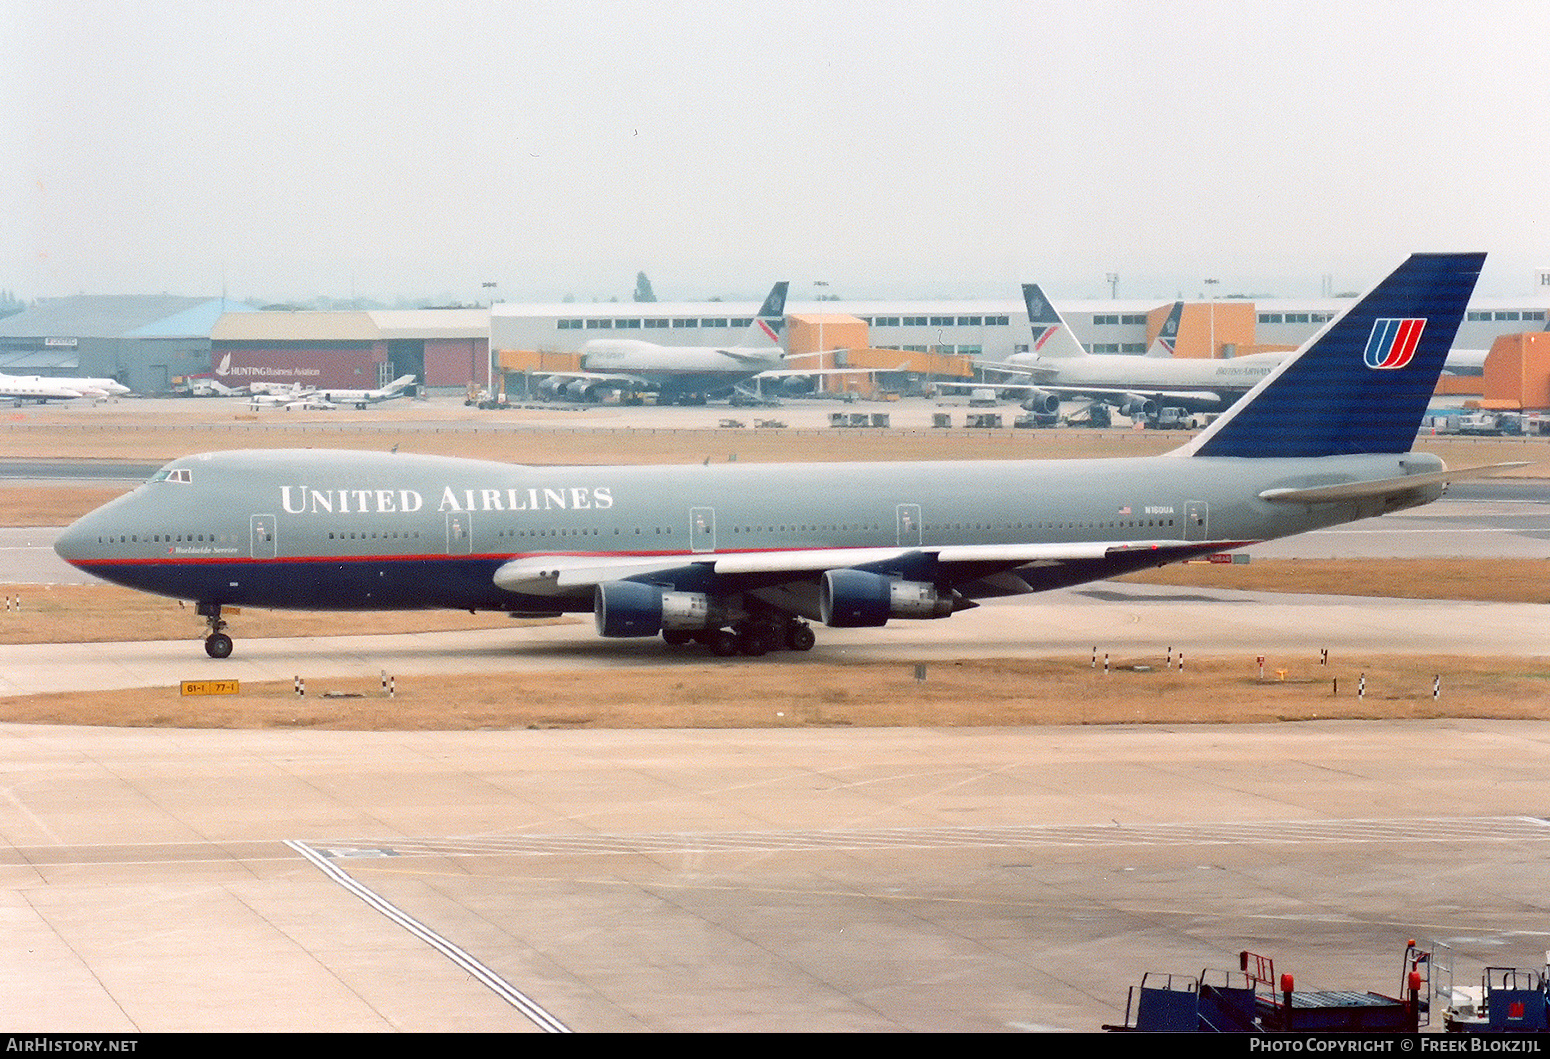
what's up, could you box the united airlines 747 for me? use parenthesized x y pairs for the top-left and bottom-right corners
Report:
(55, 254), (1515, 659)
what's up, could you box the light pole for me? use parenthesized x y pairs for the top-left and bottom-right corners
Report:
(814, 281), (829, 389)
(1204, 278), (1219, 359)
(482, 282), (498, 398)
(1106, 273), (1119, 299)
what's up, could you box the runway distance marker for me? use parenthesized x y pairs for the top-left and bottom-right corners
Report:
(181, 679), (239, 696)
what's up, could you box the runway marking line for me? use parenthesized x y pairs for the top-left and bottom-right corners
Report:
(309, 816), (1550, 859)
(286, 839), (571, 1033)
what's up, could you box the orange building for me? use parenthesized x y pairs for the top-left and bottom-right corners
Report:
(1170, 302), (1257, 359)
(1481, 332), (1550, 409)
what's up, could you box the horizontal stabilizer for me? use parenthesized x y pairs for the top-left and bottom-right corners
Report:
(1258, 462), (1530, 504)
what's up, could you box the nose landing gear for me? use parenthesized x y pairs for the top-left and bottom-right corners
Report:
(197, 602), (233, 658)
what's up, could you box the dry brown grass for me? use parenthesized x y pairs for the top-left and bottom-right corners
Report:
(2, 654), (1544, 731)
(1120, 557), (1550, 604)
(0, 582), (570, 644)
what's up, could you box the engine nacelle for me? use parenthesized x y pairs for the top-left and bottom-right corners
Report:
(594, 581), (722, 638)
(780, 375), (814, 396)
(1020, 389), (1060, 414)
(819, 569), (954, 628)
(1119, 394), (1156, 420)
(565, 379), (603, 403)
(537, 376), (569, 400)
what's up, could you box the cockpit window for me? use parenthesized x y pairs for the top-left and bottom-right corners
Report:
(150, 468), (193, 484)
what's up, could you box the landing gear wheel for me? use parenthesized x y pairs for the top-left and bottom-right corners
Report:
(197, 602), (232, 658)
(737, 626), (773, 657)
(707, 628), (740, 657)
(784, 622), (816, 652)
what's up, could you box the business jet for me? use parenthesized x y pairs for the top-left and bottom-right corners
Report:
(0, 372), (130, 401)
(535, 282), (789, 404)
(317, 374), (418, 409)
(0, 373), (92, 402)
(55, 253), (1521, 660)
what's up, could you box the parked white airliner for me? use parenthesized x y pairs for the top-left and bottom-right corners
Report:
(535, 283), (789, 404)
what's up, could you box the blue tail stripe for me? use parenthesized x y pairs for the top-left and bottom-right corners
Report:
(1192, 253), (1484, 459)
(1364, 318), (1399, 365)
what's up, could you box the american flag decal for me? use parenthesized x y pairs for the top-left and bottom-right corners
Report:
(1363, 317), (1426, 369)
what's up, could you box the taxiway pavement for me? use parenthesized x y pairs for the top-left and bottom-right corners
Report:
(4, 719), (1549, 1032)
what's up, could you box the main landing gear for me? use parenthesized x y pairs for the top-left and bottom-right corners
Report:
(197, 601), (233, 658)
(666, 619), (816, 658)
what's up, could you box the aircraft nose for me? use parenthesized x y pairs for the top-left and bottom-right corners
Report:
(53, 513), (97, 568)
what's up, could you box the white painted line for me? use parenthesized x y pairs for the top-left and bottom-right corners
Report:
(286, 839), (571, 1033)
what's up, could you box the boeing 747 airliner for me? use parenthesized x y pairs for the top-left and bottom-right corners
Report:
(55, 254), (1516, 659)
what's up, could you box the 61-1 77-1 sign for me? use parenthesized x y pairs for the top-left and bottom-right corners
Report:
(181, 680), (239, 696)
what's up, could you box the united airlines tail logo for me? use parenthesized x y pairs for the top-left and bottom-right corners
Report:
(1364, 318), (1426, 369)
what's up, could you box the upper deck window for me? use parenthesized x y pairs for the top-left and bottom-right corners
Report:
(150, 468), (193, 484)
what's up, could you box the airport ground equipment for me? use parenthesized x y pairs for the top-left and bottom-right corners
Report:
(1105, 942), (1429, 1033)
(1444, 957), (1550, 1033)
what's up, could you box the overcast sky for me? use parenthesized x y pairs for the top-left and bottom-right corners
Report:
(4, 0), (1548, 304)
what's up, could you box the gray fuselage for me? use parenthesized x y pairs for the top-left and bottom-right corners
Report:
(54, 446), (1446, 616)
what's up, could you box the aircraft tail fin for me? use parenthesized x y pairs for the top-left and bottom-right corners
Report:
(1144, 301), (1184, 358)
(1021, 283), (1088, 359)
(738, 282), (788, 347)
(1181, 253), (1484, 459)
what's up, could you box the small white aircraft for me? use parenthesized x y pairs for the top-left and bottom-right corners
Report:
(280, 395), (338, 412)
(0, 372), (130, 402)
(316, 374), (418, 409)
(247, 383), (318, 410)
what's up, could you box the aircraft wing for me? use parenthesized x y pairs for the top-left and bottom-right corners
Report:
(716, 349), (782, 365)
(756, 366), (907, 380)
(492, 538), (1252, 604)
(976, 361), (1058, 380)
(1038, 385), (1225, 408)
(536, 370), (656, 389)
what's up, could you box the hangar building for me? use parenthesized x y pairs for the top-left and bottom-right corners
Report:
(209, 309), (489, 391)
(0, 295), (254, 393)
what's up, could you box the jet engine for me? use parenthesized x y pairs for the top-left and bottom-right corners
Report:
(1020, 390), (1060, 414)
(818, 569), (954, 628)
(565, 380), (605, 403)
(1119, 395), (1156, 420)
(537, 377), (570, 400)
(594, 581), (723, 638)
